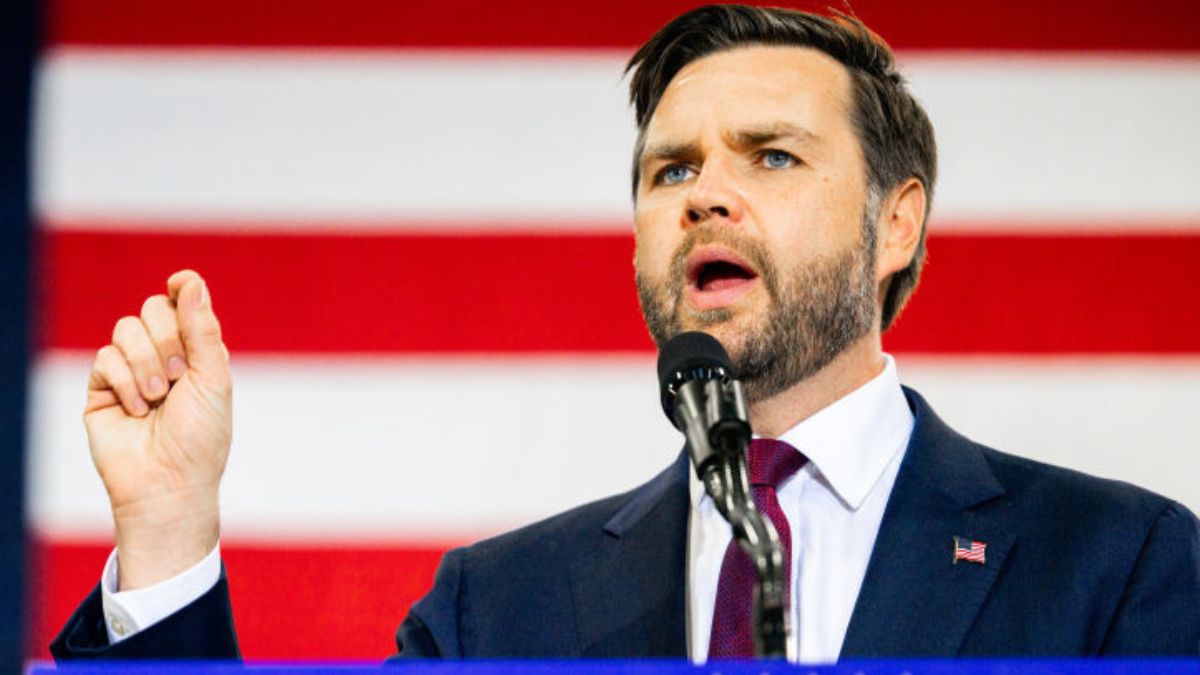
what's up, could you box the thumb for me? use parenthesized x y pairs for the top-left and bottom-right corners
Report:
(173, 276), (228, 381)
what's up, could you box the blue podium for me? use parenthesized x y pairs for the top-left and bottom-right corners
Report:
(28, 661), (1200, 674)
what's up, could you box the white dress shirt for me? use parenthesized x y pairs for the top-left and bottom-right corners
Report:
(687, 354), (912, 663)
(102, 356), (914, 658)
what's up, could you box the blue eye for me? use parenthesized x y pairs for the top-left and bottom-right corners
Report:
(762, 150), (795, 169)
(658, 164), (694, 185)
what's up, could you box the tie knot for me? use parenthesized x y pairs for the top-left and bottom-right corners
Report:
(747, 438), (806, 488)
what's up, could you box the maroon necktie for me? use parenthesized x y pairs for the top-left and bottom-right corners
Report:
(707, 438), (807, 659)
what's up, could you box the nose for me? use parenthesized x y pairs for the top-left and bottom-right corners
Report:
(685, 157), (746, 226)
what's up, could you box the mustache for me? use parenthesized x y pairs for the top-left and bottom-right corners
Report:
(667, 226), (780, 303)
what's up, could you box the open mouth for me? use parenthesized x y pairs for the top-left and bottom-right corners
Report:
(695, 259), (757, 291)
(685, 246), (760, 309)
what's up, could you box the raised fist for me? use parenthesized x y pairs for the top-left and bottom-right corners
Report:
(84, 270), (232, 590)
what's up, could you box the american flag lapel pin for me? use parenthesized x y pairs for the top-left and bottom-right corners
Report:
(953, 536), (987, 565)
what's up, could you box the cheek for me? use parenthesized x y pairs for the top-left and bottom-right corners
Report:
(752, 190), (833, 264)
(633, 206), (679, 279)
(773, 171), (866, 252)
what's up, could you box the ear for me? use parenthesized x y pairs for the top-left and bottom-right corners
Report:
(875, 177), (927, 284)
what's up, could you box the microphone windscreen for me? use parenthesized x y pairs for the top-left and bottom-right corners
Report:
(656, 331), (733, 422)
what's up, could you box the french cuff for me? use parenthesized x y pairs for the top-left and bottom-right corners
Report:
(100, 542), (222, 644)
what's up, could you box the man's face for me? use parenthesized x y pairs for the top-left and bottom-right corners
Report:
(633, 46), (879, 402)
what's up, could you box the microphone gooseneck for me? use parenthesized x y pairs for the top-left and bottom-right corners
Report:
(657, 331), (789, 660)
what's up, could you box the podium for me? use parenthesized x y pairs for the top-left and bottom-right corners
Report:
(29, 661), (1200, 674)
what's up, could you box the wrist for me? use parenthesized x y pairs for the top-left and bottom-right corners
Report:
(112, 488), (221, 591)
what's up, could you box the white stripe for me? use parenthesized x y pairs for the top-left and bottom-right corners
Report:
(29, 353), (681, 541)
(35, 50), (1200, 231)
(34, 50), (635, 229)
(905, 54), (1200, 229)
(29, 353), (1200, 540)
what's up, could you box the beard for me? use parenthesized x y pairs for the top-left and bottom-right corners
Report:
(636, 213), (878, 403)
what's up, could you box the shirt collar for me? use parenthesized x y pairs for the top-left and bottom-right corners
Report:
(688, 354), (913, 511)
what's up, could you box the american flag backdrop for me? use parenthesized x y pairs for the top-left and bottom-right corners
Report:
(25, 0), (1200, 661)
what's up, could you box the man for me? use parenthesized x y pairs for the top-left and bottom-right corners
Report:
(52, 5), (1200, 661)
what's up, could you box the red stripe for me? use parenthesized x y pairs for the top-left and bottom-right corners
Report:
(37, 228), (650, 354)
(45, 0), (1200, 52)
(28, 538), (456, 660)
(36, 227), (1200, 354)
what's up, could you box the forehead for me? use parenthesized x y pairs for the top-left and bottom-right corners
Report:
(645, 45), (855, 146)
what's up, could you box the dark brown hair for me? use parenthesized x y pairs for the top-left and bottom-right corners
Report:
(626, 4), (937, 331)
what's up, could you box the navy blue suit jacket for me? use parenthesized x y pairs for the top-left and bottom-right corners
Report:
(52, 388), (1200, 659)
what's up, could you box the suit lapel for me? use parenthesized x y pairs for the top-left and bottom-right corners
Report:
(569, 451), (690, 658)
(841, 388), (1015, 657)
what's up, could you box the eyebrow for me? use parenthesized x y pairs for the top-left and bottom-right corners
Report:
(639, 141), (702, 169)
(639, 122), (822, 170)
(728, 122), (820, 149)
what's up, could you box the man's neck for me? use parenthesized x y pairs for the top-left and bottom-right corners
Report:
(747, 334), (886, 438)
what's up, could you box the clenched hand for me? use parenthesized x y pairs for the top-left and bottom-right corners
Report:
(85, 270), (232, 591)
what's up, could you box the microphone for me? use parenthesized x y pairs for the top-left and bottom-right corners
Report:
(656, 331), (751, 483)
(656, 331), (789, 659)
